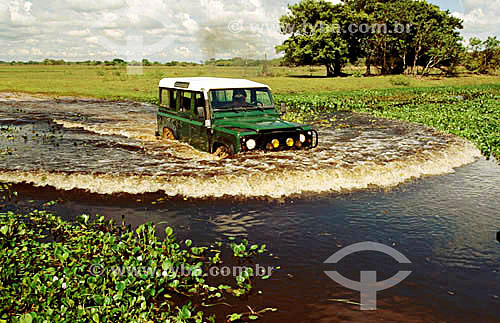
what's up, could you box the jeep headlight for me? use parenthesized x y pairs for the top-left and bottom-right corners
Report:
(299, 134), (306, 143)
(246, 139), (256, 150)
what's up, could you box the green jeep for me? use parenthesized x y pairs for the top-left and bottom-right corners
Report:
(156, 77), (318, 157)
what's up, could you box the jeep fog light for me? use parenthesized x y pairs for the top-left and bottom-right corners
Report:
(286, 138), (294, 147)
(246, 139), (256, 150)
(272, 139), (280, 149)
(299, 134), (306, 143)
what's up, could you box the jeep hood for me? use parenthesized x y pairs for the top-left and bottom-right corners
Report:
(215, 117), (302, 132)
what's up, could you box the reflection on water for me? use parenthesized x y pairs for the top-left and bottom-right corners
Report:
(9, 158), (500, 322)
(0, 94), (481, 197)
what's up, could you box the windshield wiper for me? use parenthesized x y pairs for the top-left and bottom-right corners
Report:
(215, 104), (239, 112)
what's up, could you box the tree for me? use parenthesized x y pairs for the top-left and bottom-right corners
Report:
(346, 0), (463, 75)
(276, 0), (361, 77)
(483, 36), (500, 73)
(277, 0), (463, 76)
(464, 36), (500, 74)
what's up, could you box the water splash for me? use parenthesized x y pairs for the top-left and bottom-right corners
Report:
(0, 93), (481, 198)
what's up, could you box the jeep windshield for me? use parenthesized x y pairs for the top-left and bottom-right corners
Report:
(210, 88), (274, 112)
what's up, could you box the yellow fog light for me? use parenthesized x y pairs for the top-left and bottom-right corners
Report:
(286, 138), (294, 147)
(272, 139), (280, 149)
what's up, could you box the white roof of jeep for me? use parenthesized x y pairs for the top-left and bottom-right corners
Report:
(158, 77), (270, 92)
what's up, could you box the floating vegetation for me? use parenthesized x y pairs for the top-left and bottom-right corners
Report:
(276, 84), (500, 160)
(0, 188), (275, 322)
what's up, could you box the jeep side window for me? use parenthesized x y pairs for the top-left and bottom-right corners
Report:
(170, 89), (177, 110)
(159, 88), (175, 110)
(194, 92), (205, 117)
(179, 91), (192, 112)
(159, 88), (166, 107)
(211, 90), (233, 108)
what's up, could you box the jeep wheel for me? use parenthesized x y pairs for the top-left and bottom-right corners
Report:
(214, 145), (230, 159)
(162, 128), (175, 140)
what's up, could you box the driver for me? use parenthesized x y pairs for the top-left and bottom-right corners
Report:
(232, 89), (247, 108)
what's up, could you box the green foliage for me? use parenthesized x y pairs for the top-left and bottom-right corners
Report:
(229, 239), (266, 258)
(389, 76), (411, 86)
(277, 0), (464, 76)
(276, 85), (500, 160)
(0, 200), (274, 322)
(276, 0), (357, 76)
(464, 37), (500, 74)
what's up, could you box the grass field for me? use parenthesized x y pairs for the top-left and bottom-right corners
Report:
(1, 64), (500, 99)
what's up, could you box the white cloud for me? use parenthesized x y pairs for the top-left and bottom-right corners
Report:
(179, 13), (199, 33)
(31, 47), (42, 56)
(461, 0), (500, 14)
(174, 46), (192, 58)
(451, 0), (500, 40)
(60, 0), (126, 12)
(8, 0), (36, 25)
(103, 29), (125, 39)
(65, 29), (91, 37)
(24, 1), (32, 12)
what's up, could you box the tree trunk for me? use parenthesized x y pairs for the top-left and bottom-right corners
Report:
(381, 35), (388, 74)
(403, 52), (407, 74)
(413, 45), (422, 76)
(365, 56), (372, 76)
(333, 61), (342, 76)
(325, 64), (334, 77)
(422, 58), (434, 76)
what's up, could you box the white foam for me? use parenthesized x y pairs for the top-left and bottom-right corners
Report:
(0, 139), (481, 198)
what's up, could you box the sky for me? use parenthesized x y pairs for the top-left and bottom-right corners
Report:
(1, 0), (499, 62)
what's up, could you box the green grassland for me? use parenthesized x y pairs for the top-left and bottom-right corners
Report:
(1, 64), (500, 99)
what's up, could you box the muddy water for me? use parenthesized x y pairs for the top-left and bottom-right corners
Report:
(8, 158), (500, 322)
(0, 94), (480, 197)
(1, 94), (498, 322)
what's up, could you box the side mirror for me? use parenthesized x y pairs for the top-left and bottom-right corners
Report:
(280, 103), (287, 114)
(197, 106), (205, 118)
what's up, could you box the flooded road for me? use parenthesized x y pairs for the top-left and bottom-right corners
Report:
(1, 93), (498, 322)
(0, 93), (480, 197)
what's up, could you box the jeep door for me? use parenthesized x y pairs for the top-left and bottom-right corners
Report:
(176, 90), (192, 143)
(190, 92), (209, 152)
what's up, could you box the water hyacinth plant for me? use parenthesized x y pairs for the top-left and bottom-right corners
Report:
(0, 187), (276, 322)
(275, 84), (500, 160)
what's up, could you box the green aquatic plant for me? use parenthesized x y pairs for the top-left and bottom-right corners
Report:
(229, 238), (267, 258)
(0, 189), (275, 322)
(275, 85), (500, 160)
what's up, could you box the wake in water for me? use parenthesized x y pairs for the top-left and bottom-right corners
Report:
(0, 93), (481, 198)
